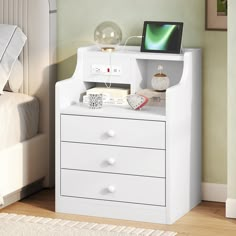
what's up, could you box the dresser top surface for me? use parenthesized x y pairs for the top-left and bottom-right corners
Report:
(61, 103), (166, 121)
(79, 46), (202, 62)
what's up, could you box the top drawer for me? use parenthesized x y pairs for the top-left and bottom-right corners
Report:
(61, 115), (165, 149)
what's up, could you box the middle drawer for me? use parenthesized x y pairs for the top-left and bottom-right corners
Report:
(61, 142), (166, 177)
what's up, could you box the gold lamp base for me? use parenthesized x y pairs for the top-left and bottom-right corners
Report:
(101, 47), (115, 52)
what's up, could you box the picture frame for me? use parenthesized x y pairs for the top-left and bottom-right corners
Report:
(140, 21), (183, 54)
(205, 0), (227, 31)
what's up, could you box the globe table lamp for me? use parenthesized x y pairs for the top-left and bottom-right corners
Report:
(94, 21), (122, 52)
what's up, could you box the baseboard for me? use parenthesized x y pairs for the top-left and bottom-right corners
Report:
(202, 182), (227, 202)
(0, 178), (44, 209)
(226, 198), (236, 218)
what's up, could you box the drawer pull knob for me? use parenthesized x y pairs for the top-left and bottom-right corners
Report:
(107, 185), (116, 193)
(107, 158), (116, 165)
(107, 130), (115, 137)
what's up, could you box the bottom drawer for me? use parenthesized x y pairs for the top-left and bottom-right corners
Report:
(61, 169), (165, 206)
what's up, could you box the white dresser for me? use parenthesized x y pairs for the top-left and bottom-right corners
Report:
(56, 46), (202, 224)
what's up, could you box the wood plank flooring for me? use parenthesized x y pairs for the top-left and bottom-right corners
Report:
(1, 189), (236, 236)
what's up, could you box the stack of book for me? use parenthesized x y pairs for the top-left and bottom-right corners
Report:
(83, 87), (130, 105)
(136, 89), (166, 106)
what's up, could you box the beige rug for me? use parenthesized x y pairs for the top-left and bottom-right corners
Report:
(0, 213), (177, 236)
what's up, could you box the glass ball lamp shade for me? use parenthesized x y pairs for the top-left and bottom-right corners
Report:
(94, 21), (122, 52)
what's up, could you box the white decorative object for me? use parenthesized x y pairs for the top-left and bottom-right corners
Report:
(151, 65), (170, 91)
(126, 94), (149, 110)
(56, 46), (202, 224)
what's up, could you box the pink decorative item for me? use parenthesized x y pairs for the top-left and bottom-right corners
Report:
(127, 94), (149, 110)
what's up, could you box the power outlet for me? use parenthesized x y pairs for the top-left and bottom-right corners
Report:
(111, 66), (121, 75)
(91, 64), (121, 76)
(91, 64), (109, 74)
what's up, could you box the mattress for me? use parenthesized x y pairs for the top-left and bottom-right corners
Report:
(0, 92), (39, 150)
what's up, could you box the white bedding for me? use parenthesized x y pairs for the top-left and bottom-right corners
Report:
(0, 24), (27, 94)
(0, 92), (39, 150)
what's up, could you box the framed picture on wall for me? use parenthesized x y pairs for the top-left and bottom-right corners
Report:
(205, 0), (227, 31)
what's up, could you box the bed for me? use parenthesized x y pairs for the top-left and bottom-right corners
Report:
(0, 0), (56, 208)
(0, 92), (39, 150)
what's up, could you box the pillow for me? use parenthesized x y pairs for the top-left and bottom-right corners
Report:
(0, 24), (27, 94)
(4, 60), (23, 92)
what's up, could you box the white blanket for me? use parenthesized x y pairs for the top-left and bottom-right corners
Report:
(0, 24), (27, 94)
(0, 92), (39, 150)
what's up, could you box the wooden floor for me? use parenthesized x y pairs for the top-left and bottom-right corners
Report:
(1, 189), (236, 236)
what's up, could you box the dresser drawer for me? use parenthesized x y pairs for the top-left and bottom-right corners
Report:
(61, 142), (165, 177)
(61, 169), (166, 206)
(61, 115), (165, 149)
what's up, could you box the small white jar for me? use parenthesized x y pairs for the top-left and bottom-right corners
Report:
(151, 65), (170, 91)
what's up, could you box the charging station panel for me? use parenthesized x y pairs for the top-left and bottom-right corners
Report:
(82, 50), (132, 84)
(91, 64), (121, 76)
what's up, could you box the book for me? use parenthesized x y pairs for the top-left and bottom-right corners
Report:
(86, 87), (130, 98)
(136, 89), (166, 106)
(83, 95), (128, 105)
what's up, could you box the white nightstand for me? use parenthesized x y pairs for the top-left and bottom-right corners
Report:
(55, 46), (202, 224)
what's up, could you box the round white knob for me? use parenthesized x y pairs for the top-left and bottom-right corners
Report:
(107, 130), (115, 137)
(107, 185), (116, 193)
(107, 158), (116, 166)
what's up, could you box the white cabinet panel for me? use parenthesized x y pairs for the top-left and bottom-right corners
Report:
(56, 46), (202, 224)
